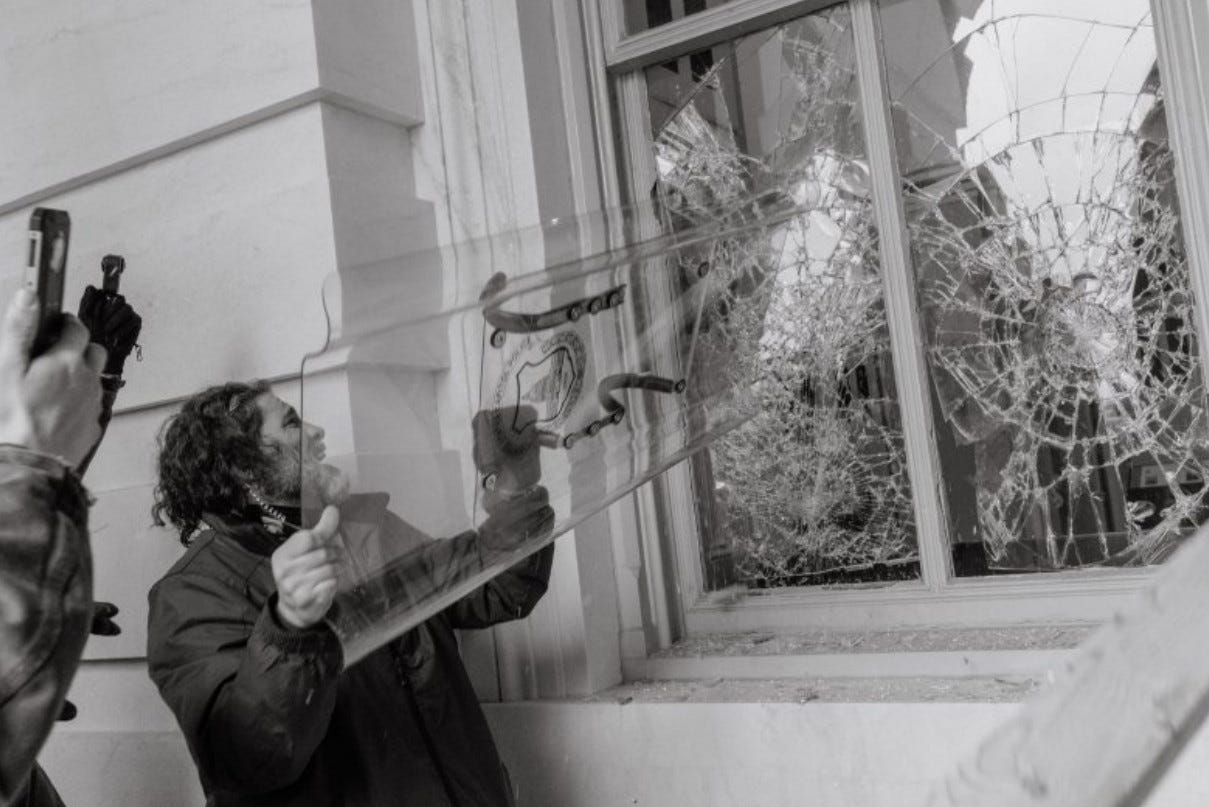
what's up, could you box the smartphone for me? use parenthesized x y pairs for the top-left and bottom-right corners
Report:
(26, 207), (70, 356)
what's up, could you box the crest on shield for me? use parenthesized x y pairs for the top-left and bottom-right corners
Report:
(512, 344), (581, 434)
(488, 330), (587, 454)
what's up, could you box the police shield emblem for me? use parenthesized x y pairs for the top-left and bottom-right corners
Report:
(490, 331), (586, 453)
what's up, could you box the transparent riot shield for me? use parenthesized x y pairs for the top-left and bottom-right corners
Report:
(300, 197), (807, 665)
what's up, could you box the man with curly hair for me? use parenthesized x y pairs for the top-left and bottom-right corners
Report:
(145, 381), (554, 807)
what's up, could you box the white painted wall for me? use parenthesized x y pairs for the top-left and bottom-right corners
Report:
(0, 0), (428, 661)
(39, 696), (1209, 806)
(40, 663), (202, 806)
(2, 0), (429, 797)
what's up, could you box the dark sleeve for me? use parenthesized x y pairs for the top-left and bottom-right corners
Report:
(446, 543), (554, 630)
(74, 375), (120, 478)
(0, 448), (92, 806)
(146, 572), (343, 795)
(445, 482), (556, 630)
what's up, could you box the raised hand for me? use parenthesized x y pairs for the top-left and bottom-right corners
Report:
(271, 505), (343, 629)
(77, 285), (141, 377)
(0, 288), (106, 465)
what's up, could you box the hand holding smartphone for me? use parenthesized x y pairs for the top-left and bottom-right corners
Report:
(2, 206), (107, 465)
(25, 207), (70, 357)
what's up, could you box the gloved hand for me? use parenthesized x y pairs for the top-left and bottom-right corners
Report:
(90, 601), (121, 636)
(55, 603), (122, 722)
(478, 485), (554, 552)
(77, 285), (142, 377)
(471, 405), (552, 553)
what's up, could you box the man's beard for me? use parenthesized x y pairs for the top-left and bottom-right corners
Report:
(260, 448), (351, 507)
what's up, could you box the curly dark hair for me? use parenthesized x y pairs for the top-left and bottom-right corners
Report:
(152, 380), (275, 545)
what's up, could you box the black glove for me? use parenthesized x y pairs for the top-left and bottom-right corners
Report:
(56, 603), (121, 723)
(471, 405), (553, 553)
(58, 699), (78, 722)
(77, 285), (142, 377)
(90, 601), (121, 636)
(478, 485), (554, 552)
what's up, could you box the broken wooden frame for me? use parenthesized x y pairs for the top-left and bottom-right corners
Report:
(928, 518), (1209, 806)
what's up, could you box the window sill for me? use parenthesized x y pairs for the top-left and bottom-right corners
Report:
(594, 675), (1040, 705)
(620, 625), (1091, 694)
(623, 649), (1070, 684)
(683, 570), (1151, 633)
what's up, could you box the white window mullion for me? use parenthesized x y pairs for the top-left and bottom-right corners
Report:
(612, 72), (662, 208)
(851, 0), (953, 590)
(594, 0), (628, 59)
(606, 63), (693, 649)
(1152, 0), (1209, 387)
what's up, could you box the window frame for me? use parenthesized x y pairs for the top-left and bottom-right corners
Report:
(588, 0), (1209, 640)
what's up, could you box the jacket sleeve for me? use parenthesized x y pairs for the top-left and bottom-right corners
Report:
(446, 543), (554, 630)
(445, 482), (556, 630)
(74, 376), (120, 479)
(0, 448), (92, 807)
(146, 573), (343, 795)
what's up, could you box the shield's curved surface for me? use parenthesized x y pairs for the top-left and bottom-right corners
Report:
(300, 197), (804, 665)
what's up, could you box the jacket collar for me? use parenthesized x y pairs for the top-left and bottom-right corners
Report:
(200, 493), (393, 557)
(200, 507), (284, 557)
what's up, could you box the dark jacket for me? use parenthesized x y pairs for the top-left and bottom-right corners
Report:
(0, 447), (92, 807)
(147, 493), (554, 807)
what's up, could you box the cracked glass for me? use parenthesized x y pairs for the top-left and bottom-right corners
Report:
(882, 0), (1206, 573)
(641, 4), (921, 590)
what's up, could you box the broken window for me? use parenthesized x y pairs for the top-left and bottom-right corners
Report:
(642, 4), (921, 589)
(881, 0), (1207, 572)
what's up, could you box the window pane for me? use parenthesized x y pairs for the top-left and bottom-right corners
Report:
(640, 4), (921, 589)
(882, 0), (1206, 574)
(624, 0), (736, 36)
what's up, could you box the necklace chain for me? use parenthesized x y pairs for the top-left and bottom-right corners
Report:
(246, 487), (302, 534)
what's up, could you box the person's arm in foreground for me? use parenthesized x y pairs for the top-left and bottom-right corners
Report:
(147, 506), (346, 795)
(0, 290), (106, 806)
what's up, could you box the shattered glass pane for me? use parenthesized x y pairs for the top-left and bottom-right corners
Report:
(882, 0), (1207, 573)
(642, 4), (921, 589)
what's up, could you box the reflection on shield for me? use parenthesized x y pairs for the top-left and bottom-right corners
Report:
(511, 346), (581, 434)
